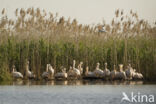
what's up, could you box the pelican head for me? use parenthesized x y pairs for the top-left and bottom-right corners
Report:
(97, 62), (100, 66)
(69, 66), (73, 70)
(80, 61), (83, 65)
(134, 69), (136, 72)
(12, 65), (15, 69)
(27, 60), (29, 65)
(63, 68), (66, 73)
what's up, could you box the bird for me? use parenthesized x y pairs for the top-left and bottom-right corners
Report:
(71, 60), (81, 79)
(78, 61), (83, 75)
(12, 65), (23, 79)
(42, 64), (50, 79)
(117, 64), (127, 80)
(85, 66), (95, 78)
(93, 62), (103, 78)
(48, 64), (55, 79)
(98, 25), (106, 33)
(110, 65), (118, 80)
(67, 66), (74, 77)
(133, 69), (143, 80)
(25, 61), (35, 79)
(55, 67), (68, 79)
(103, 62), (110, 79)
(125, 64), (134, 80)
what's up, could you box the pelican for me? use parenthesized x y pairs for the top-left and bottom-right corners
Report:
(125, 64), (134, 80)
(103, 62), (110, 78)
(55, 67), (68, 79)
(85, 66), (95, 78)
(70, 60), (81, 78)
(25, 61), (35, 79)
(42, 64), (50, 79)
(78, 61), (83, 74)
(68, 66), (74, 77)
(48, 64), (55, 79)
(117, 64), (126, 80)
(110, 65), (118, 80)
(12, 65), (23, 79)
(133, 69), (143, 80)
(93, 62), (103, 78)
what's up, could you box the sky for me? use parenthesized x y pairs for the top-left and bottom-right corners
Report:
(0, 0), (156, 25)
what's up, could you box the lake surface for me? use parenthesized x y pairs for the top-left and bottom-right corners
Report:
(0, 80), (156, 104)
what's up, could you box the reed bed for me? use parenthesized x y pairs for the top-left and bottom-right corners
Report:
(0, 8), (155, 81)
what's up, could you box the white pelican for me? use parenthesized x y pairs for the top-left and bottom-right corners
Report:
(48, 64), (55, 79)
(117, 64), (126, 80)
(103, 62), (110, 78)
(25, 61), (35, 79)
(93, 63), (103, 78)
(125, 64), (134, 80)
(67, 66), (74, 77)
(42, 64), (50, 79)
(78, 61), (83, 74)
(55, 67), (68, 79)
(12, 65), (23, 79)
(110, 65), (118, 80)
(133, 69), (143, 80)
(72, 60), (81, 78)
(85, 66), (95, 77)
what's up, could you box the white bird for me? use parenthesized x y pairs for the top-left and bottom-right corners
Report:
(55, 67), (68, 79)
(78, 61), (83, 74)
(25, 61), (35, 79)
(85, 66), (95, 78)
(93, 63), (103, 78)
(70, 60), (81, 78)
(133, 69), (143, 80)
(117, 64), (126, 80)
(12, 65), (23, 79)
(48, 64), (55, 79)
(110, 65), (118, 80)
(42, 64), (50, 79)
(103, 62), (110, 78)
(125, 64), (134, 80)
(68, 66), (74, 77)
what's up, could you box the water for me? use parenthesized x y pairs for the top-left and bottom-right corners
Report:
(0, 80), (156, 104)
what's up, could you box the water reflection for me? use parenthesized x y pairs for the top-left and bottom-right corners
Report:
(0, 80), (150, 86)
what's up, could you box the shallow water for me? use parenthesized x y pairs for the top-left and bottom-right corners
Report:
(0, 80), (156, 104)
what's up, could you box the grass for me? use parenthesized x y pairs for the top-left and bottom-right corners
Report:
(0, 8), (155, 81)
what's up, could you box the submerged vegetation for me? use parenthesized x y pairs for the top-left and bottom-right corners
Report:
(0, 8), (155, 81)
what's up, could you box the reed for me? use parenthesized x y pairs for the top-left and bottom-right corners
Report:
(0, 8), (155, 81)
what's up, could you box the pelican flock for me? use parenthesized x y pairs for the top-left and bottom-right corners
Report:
(11, 60), (144, 81)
